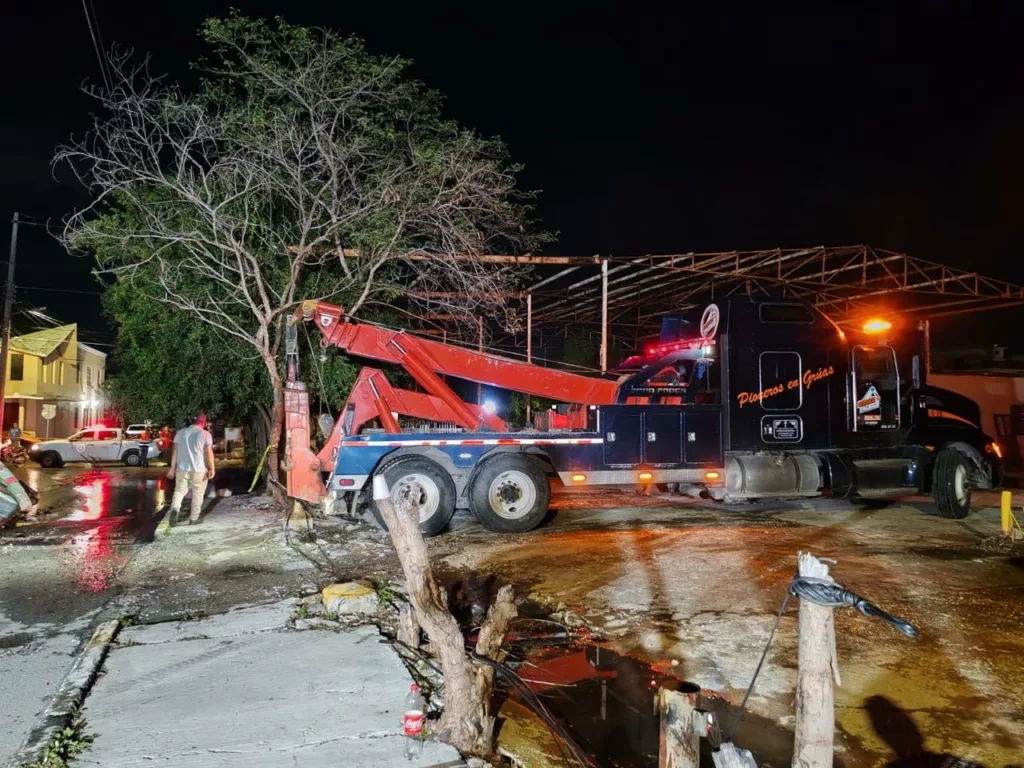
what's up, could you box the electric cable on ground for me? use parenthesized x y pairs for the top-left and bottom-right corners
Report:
(725, 573), (918, 744)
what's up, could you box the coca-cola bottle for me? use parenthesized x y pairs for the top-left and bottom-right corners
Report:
(403, 683), (425, 759)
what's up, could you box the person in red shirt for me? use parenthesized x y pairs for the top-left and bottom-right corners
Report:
(158, 425), (173, 452)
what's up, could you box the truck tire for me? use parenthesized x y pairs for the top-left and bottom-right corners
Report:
(933, 447), (972, 519)
(122, 450), (142, 467)
(370, 458), (457, 538)
(39, 451), (63, 469)
(468, 454), (550, 533)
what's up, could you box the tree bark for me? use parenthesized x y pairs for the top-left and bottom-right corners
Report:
(376, 490), (515, 758)
(398, 603), (420, 649)
(262, 353), (285, 503)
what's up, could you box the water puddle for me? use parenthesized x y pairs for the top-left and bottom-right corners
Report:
(502, 632), (698, 767)
(437, 572), (797, 767)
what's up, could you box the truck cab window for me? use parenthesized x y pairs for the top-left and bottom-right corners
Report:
(649, 364), (687, 388)
(852, 345), (900, 429)
(759, 304), (814, 324)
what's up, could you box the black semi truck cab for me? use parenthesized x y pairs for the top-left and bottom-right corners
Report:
(609, 295), (1002, 518)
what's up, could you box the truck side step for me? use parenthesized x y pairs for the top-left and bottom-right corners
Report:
(855, 487), (918, 498)
(852, 458), (920, 495)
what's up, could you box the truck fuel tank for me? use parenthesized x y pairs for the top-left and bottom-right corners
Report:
(716, 453), (821, 501)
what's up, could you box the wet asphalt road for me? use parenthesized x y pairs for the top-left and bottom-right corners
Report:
(0, 464), (254, 763)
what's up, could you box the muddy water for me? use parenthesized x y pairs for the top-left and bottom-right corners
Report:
(507, 636), (697, 767)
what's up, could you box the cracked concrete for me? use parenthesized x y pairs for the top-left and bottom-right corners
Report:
(80, 603), (464, 767)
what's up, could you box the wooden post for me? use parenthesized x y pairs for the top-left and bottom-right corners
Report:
(923, 319), (931, 375)
(792, 552), (838, 768)
(657, 687), (699, 768)
(600, 259), (608, 372)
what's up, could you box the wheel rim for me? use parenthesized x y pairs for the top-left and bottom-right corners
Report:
(953, 463), (968, 506)
(488, 470), (537, 520)
(391, 473), (440, 523)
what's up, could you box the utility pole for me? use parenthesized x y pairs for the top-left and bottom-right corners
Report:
(0, 213), (17, 434)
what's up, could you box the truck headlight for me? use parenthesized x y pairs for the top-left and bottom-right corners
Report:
(30, 444), (40, 452)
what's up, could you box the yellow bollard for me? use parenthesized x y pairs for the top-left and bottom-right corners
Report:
(1001, 491), (1012, 538)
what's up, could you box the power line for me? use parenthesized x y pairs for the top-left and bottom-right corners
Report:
(80, 0), (112, 90)
(17, 285), (106, 296)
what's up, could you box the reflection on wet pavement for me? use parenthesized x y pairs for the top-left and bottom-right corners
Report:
(3, 467), (253, 593)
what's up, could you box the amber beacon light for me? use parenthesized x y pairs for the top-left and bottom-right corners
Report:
(862, 318), (892, 334)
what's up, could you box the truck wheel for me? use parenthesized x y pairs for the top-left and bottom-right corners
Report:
(122, 450), (142, 467)
(933, 447), (973, 519)
(39, 452), (63, 469)
(370, 458), (457, 537)
(468, 454), (550, 533)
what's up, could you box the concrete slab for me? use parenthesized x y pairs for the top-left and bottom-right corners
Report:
(81, 622), (464, 767)
(118, 598), (296, 645)
(0, 626), (80, 763)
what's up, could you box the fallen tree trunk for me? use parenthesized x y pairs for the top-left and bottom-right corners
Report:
(374, 479), (516, 758)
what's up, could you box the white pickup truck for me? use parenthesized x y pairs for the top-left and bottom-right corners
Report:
(29, 427), (161, 468)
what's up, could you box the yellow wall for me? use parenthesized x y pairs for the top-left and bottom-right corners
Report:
(3, 327), (108, 437)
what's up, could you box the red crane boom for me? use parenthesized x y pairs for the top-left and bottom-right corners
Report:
(305, 301), (618, 406)
(284, 300), (622, 503)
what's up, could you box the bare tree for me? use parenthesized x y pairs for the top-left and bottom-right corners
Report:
(56, 14), (540, 486)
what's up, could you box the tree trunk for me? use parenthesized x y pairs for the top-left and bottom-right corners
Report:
(376, 489), (515, 758)
(398, 603), (420, 649)
(262, 354), (285, 503)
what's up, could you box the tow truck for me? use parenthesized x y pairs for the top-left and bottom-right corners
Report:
(284, 295), (1003, 535)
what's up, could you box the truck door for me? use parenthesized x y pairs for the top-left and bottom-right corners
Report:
(92, 429), (123, 461)
(850, 345), (900, 431)
(643, 409), (683, 466)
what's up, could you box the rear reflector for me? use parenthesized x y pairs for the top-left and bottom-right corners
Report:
(338, 479), (356, 487)
(704, 471), (721, 481)
(571, 474), (587, 483)
(638, 472), (653, 482)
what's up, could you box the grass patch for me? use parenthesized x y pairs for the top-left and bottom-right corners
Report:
(323, 610), (338, 621)
(117, 615), (139, 629)
(374, 581), (397, 605)
(295, 604), (311, 620)
(180, 635), (210, 641)
(25, 712), (94, 767)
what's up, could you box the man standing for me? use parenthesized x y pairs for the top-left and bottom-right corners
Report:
(138, 423), (152, 467)
(8, 423), (21, 447)
(167, 413), (215, 526)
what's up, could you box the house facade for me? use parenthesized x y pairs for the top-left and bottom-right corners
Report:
(2, 325), (109, 439)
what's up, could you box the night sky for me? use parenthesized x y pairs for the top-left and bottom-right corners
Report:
(4, 1), (1023, 350)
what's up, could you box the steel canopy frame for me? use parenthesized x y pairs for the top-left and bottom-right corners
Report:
(400, 245), (1024, 375)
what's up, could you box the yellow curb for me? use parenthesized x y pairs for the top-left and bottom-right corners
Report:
(322, 582), (375, 603)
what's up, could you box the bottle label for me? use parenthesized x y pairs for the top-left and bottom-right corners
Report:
(403, 710), (424, 737)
